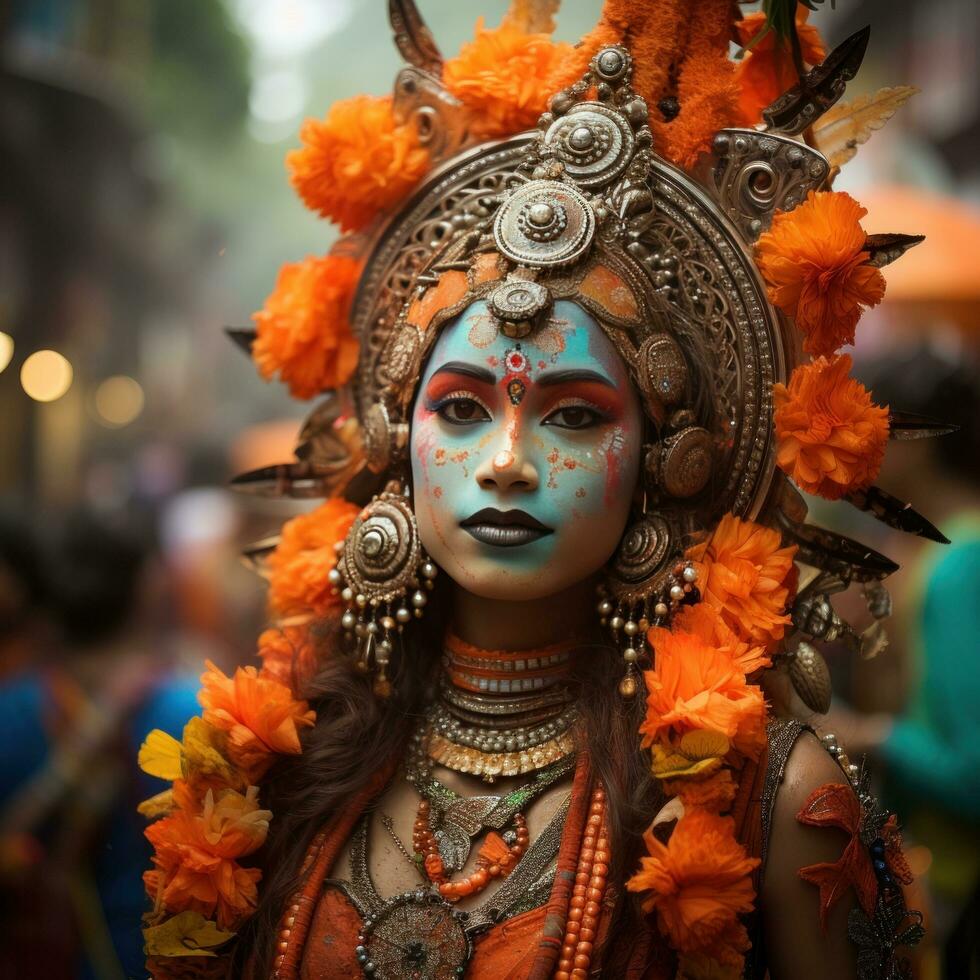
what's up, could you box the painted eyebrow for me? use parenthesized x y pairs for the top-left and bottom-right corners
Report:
(429, 361), (496, 385)
(536, 368), (616, 389)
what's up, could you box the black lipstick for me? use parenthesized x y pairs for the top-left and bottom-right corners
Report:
(460, 508), (553, 548)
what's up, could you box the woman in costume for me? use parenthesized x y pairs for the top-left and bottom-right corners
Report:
(138, 2), (939, 977)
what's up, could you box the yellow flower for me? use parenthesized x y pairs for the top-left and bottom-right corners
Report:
(650, 730), (731, 780)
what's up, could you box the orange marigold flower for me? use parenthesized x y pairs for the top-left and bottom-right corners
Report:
(641, 628), (767, 759)
(443, 19), (591, 140)
(287, 94), (430, 232)
(663, 769), (738, 814)
(735, 6), (826, 126)
(252, 254), (360, 400)
(756, 190), (886, 357)
(198, 661), (315, 782)
(626, 809), (759, 953)
(774, 354), (890, 500)
(671, 603), (771, 674)
(677, 918), (752, 978)
(266, 498), (360, 620)
(256, 624), (321, 693)
(686, 514), (798, 651)
(144, 787), (271, 929)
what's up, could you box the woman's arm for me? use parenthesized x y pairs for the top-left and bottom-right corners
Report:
(762, 731), (859, 980)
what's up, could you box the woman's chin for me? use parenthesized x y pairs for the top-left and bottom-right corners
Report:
(438, 545), (601, 603)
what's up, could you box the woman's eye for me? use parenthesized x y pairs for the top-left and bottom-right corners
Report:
(542, 405), (604, 430)
(437, 397), (491, 425)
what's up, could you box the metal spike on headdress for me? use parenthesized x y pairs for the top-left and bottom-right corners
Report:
(777, 515), (900, 582)
(230, 393), (374, 502)
(864, 233), (925, 269)
(763, 26), (871, 135)
(388, 0), (443, 75)
(225, 327), (256, 354)
(844, 486), (950, 544)
(888, 411), (959, 441)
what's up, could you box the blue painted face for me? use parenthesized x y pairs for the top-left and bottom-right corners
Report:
(410, 299), (643, 602)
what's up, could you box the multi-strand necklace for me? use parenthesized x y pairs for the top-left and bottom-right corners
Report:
(347, 634), (581, 979)
(402, 632), (579, 903)
(418, 633), (579, 784)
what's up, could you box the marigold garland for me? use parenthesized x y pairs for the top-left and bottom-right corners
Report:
(756, 190), (887, 357)
(629, 509), (793, 978)
(143, 786), (271, 930)
(735, 5), (826, 127)
(287, 94), (430, 233)
(627, 809), (759, 953)
(774, 354), (890, 500)
(139, 654), (318, 965)
(198, 660), (315, 783)
(252, 254), (361, 400)
(640, 627), (767, 759)
(265, 498), (360, 620)
(686, 513), (798, 652)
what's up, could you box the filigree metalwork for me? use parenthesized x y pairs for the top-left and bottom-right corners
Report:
(701, 129), (830, 241)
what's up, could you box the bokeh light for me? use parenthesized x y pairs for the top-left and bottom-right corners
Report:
(0, 332), (13, 373)
(20, 349), (73, 402)
(94, 375), (145, 427)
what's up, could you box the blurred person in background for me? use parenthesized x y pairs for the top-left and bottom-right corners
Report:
(828, 346), (980, 978)
(0, 510), (201, 980)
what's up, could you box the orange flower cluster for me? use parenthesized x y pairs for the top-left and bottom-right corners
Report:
(631, 524), (778, 977)
(735, 6), (826, 126)
(256, 624), (321, 694)
(287, 94), (430, 233)
(774, 354), (890, 499)
(627, 810), (758, 961)
(671, 603), (771, 674)
(252, 254), (360, 400)
(442, 18), (596, 140)
(139, 652), (319, 960)
(756, 190), (886, 357)
(198, 660), (315, 783)
(266, 498), (360, 620)
(640, 625), (766, 759)
(144, 786), (271, 930)
(686, 513), (798, 651)
(650, 0), (740, 171)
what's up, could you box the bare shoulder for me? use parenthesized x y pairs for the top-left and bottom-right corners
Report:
(761, 729), (859, 980)
(773, 728), (853, 827)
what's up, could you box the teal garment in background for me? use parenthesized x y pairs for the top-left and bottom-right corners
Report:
(881, 524), (980, 823)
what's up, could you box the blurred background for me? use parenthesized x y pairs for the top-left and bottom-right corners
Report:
(0, 1), (977, 978)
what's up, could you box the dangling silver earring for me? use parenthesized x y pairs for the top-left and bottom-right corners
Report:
(330, 480), (437, 696)
(597, 506), (698, 699)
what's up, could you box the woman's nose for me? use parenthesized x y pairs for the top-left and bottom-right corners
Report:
(474, 441), (539, 493)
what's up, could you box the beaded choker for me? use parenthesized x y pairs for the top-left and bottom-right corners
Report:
(425, 633), (578, 782)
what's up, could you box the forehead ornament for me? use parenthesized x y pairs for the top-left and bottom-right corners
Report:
(488, 277), (553, 340)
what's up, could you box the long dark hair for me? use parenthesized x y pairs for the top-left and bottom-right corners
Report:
(238, 576), (660, 975)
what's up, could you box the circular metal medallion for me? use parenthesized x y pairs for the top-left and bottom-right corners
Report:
(543, 103), (635, 188)
(488, 279), (551, 326)
(662, 427), (714, 498)
(357, 889), (471, 980)
(493, 180), (595, 268)
(611, 514), (672, 586)
(340, 493), (422, 602)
